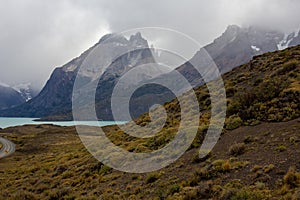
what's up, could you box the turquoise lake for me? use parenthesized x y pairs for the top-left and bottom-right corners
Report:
(0, 117), (127, 129)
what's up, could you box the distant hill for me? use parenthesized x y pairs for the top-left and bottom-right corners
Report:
(0, 82), (39, 110)
(0, 85), (25, 110)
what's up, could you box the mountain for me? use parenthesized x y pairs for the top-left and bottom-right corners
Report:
(1, 25), (300, 120)
(278, 29), (300, 49)
(177, 25), (300, 86)
(12, 83), (39, 102)
(0, 33), (156, 119)
(122, 25), (300, 118)
(0, 45), (299, 199)
(0, 84), (25, 110)
(114, 25), (300, 119)
(0, 82), (38, 110)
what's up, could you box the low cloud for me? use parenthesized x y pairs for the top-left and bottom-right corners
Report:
(0, 0), (299, 89)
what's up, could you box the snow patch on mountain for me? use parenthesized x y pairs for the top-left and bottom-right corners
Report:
(251, 45), (260, 52)
(277, 30), (300, 50)
(294, 29), (300, 38)
(65, 64), (77, 72)
(13, 83), (34, 101)
(277, 34), (289, 50)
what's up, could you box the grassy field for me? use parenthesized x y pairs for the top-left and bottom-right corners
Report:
(0, 119), (299, 199)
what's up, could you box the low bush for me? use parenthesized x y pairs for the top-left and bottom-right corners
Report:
(276, 145), (287, 152)
(283, 167), (300, 188)
(225, 115), (243, 130)
(229, 143), (246, 156)
(146, 172), (160, 184)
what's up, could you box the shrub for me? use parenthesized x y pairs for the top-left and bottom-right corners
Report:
(254, 182), (265, 189)
(212, 159), (232, 173)
(255, 77), (289, 102)
(230, 189), (263, 200)
(48, 187), (71, 200)
(61, 171), (73, 179)
(168, 184), (180, 195)
(225, 115), (243, 130)
(243, 136), (255, 144)
(11, 190), (38, 200)
(237, 91), (256, 109)
(276, 145), (287, 152)
(99, 165), (112, 176)
(263, 164), (275, 173)
(146, 172), (160, 184)
(183, 188), (198, 200)
(226, 87), (237, 97)
(192, 151), (211, 163)
(229, 143), (246, 156)
(221, 160), (231, 172)
(193, 168), (213, 182)
(251, 165), (262, 173)
(274, 60), (299, 76)
(292, 188), (300, 200)
(283, 167), (300, 188)
(227, 100), (241, 116)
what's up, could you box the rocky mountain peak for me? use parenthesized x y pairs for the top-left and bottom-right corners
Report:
(99, 33), (128, 45)
(129, 32), (148, 48)
(224, 25), (241, 35)
(98, 32), (148, 48)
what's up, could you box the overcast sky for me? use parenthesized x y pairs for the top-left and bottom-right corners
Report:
(0, 0), (299, 89)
